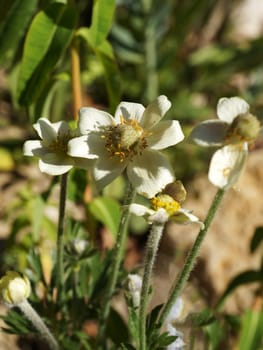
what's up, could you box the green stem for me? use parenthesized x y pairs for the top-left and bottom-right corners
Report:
(56, 173), (68, 306)
(158, 188), (225, 326)
(18, 300), (59, 350)
(139, 222), (165, 350)
(97, 183), (136, 347)
(143, 0), (158, 102)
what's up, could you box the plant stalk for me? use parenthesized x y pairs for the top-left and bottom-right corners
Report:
(158, 188), (225, 326)
(70, 37), (82, 120)
(56, 173), (68, 306)
(139, 222), (165, 350)
(18, 300), (59, 350)
(97, 183), (136, 347)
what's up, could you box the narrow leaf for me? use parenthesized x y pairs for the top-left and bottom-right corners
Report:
(88, 0), (116, 47)
(250, 226), (263, 253)
(89, 197), (121, 239)
(17, 2), (78, 106)
(0, 0), (37, 66)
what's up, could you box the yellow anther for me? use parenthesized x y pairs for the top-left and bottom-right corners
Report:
(151, 194), (181, 216)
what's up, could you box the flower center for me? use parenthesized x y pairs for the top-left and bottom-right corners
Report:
(102, 117), (148, 161)
(151, 194), (181, 216)
(47, 132), (71, 154)
(225, 113), (260, 144)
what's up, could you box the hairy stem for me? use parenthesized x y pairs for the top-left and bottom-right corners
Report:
(97, 183), (136, 347)
(18, 300), (59, 350)
(139, 222), (165, 350)
(158, 188), (225, 326)
(56, 173), (68, 306)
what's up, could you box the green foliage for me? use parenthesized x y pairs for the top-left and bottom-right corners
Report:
(17, 2), (78, 106)
(0, 0), (37, 66)
(89, 196), (121, 239)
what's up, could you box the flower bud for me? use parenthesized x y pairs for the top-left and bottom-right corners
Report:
(163, 181), (187, 204)
(72, 238), (88, 255)
(127, 274), (142, 308)
(0, 271), (31, 306)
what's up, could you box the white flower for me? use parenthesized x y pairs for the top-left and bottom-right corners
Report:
(166, 298), (185, 350)
(127, 274), (142, 308)
(68, 95), (184, 197)
(189, 97), (260, 189)
(0, 271), (31, 306)
(208, 144), (248, 189)
(24, 118), (92, 176)
(129, 194), (204, 227)
(189, 97), (260, 147)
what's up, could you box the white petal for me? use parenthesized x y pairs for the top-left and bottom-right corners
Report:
(148, 208), (169, 224)
(140, 95), (171, 129)
(93, 157), (126, 189)
(115, 102), (145, 123)
(23, 140), (44, 156)
(189, 120), (228, 146)
(147, 120), (184, 149)
(208, 144), (248, 189)
(129, 203), (154, 217)
(217, 97), (249, 123)
(51, 120), (71, 136)
(39, 159), (72, 175)
(33, 118), (57, 143)
(68, 134), (103, 159)
(173, 208), (204, 228)
(78, 107), (115, 133)
(127, 150), (174, 198)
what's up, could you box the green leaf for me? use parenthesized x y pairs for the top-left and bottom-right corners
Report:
(106, 308), (129, 344)
(238, 309), (263, 350)
(217, 270), (263, 309)
(88, 0), (116, 47)
(89, 196), (121, 239)
(0, 0), (37, 66)
(17, 2), (78, 106)
(78, 27), (122, 111)
(250, 227), (263, 253)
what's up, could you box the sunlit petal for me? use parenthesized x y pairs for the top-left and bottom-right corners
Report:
(140, 95), (172, 129)
(33, 118), (57, 143)
(208, 144), (248, 189)
(78, 107), (115, 133)
(217, 97), (249, 123)
(39, 159), (72, 175)
(68, 134), (103, 159)
(127, 150), (174, 198)
(147, 120), (184, 149)
(115, 102), (145, 123)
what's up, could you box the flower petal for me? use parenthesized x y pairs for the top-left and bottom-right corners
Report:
(39, 159), (72, 175)
(51, 120), (71, 136)
(33, 118), (57, 143)
(166, 297), (184, 323)
(127, 150), (174, 198)
(93, 157), (126, 189)
(208, 144), (248, 189)
(217, 97), (249, 123)
(78, 107), (115, 134)
(23, 140), (44, 156)
(140, 95), (171, 129)
(147, 120), (184, 149)
(73, 157), (95, 170)
(115, 102), (145, 123)
(189, 120), (228, 146)
(172, 208), (204, 228)
(129, 204), (154, 217)
(68, 134), (104, 159)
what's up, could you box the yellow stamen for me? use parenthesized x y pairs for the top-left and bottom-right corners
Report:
(151, 194), (181, 216)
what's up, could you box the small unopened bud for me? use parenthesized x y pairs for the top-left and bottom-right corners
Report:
(0, 271), (31, 306)
(72, 238), (88, 255)
(163, 180), (187, 204)
(226, 113), (260, 144)
(127, 274), (142, 308)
